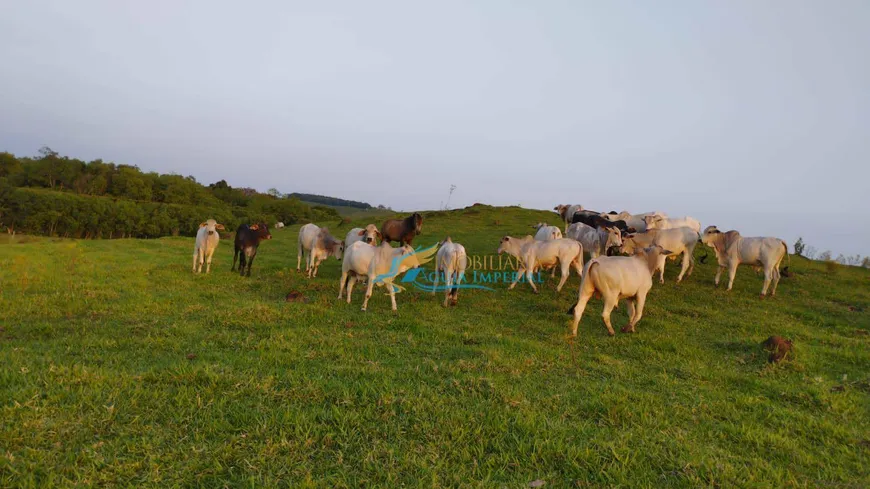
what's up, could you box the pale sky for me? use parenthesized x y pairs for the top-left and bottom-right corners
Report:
(1, 1), (868, 256)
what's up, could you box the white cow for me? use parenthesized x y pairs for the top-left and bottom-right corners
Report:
(192, 219), (225, 273)
(602, 211), (667, 232)
(554, 204), (584, 232)
(359, 242), (433, 311)
(345, 224), (381, 247)
(532, 223), (563, 241)
(275, 222), (285, 229)
(432, 237), (468, 307)
(297, 223), (344, 278)
(700, 226), (789, 296)
(497, 236), (583, 293)
(566, 222), (623, 259)
(569, 246), (673, 336)
(644, 215), (701, 234)
(620, 227), (699, 283)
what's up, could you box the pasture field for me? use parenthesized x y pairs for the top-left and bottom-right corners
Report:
(1, 205), (869, 488)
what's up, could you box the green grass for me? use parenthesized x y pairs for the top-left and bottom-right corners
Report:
(1, 204), (868, 487)
(299, 201), (396, 220)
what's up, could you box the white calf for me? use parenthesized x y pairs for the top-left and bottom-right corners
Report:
(192, 219), (225, 273)
(700, 226), (789, 296)
(345, 224), (381, 247)
(620, 227), (699, 283)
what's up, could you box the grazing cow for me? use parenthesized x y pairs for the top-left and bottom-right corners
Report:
(497, 236), (583, 293)
(192, 219), (225, 273)
(571, 213), (634, 234)
(566, 222), (623, 259)
(699, 226), (789, 296)
(644, 215), (701, 233)
(432, 237), (468, 307)
(345, 224), (381, 247)
(275, 222), (285, 229)
(232, 223), (272, 276)
(381, 213), (423, 245)
(338, 241), (376, 304)
(357, 242), (435, 311)
(532, 223), (563, 241)
(297, 223), (344, 278)
(568, 246), (673, 336)
(620, 227), (699, 283)
(554, 204), (584, 232)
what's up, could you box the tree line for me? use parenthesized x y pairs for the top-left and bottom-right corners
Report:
(286, 193), (372, 209)
(0, 147), (339, 238)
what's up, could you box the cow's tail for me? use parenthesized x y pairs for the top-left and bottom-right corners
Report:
(780, 240), (790, 276)
(567, 260), (598, 315)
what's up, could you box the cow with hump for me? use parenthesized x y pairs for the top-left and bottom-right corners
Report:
(497, 235), (584, 293)
(554, 204), (584, 232)
(566, 222), (623, 259)
(699, 226), (789, 297)
(432, 237), (468, 307)
(569, 245), (673, 337)
(232, 222), (272, 277)
(338, 241), (433, 312)
(297, 224), (344, 278)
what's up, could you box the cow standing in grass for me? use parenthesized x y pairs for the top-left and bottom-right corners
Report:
(569, 245), (673, 336)
(497, 236), (583, 293)
(298, 224), (344, 278)
(192, 219), (225, 273)
(700, 226), (789, 296)
(620, 227), (699, 284)
(432, 237), (468, 307)
(232, 223), (272, 277)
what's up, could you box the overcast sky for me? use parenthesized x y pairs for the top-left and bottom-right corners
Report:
(1, 1), (868, 255)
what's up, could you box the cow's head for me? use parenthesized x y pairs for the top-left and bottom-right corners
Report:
(199, 219), (225, 236)
(531, 222), (547, 230)
(358, 224), (381, 244)
(700, 225), (721, 247)
(249, 223), (272, 240)
(644, 215), (665, 229)
(637, 245), (674, 275)
(605, 226), (623, 250)
(497, 236), (513, 255)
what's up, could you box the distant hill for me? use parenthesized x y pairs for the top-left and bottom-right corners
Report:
(287, 193), (372, 209)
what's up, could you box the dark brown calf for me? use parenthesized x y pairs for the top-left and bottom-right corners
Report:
(381, 213), (423, 246)
(232, 223), (272, 276)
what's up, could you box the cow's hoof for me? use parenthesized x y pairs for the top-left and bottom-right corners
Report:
(607, 330), (615, 337)
(621, 326), (634, 333)
(759, 294), (766, 299)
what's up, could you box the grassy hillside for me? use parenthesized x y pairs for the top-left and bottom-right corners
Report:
(299, 201), (396, 220)
(1, 205), (868, 487)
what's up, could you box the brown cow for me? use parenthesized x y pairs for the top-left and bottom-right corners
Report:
(381, 213), (423, 246)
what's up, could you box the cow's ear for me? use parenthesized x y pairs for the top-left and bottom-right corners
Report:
(215, 224), (225, 230)
(199, 222), (208, 228)
(358, 230), (365, 236)
(661, 249), (674, 256)
(250, 224), (259, 230)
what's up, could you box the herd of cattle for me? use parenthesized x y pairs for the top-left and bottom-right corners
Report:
(191, 205), (789, 336)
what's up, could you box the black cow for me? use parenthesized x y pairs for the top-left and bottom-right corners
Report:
(571, 212), (635, 235)
(232, 223), (272, 276)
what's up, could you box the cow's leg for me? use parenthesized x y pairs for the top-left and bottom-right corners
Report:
(361, 276), (375, 311)
(657, 255), (666, 284)
(601, 295), (618, 336)
(625, 299), (637, 328)
(346, 275), (358, 304)
(451, 271), (462, 304)
(676, 252), (691, 283)
(338, 271), (348, 299)
(238, 250), (247, 276)
(714, 265), (724, 286)
(526, 265), (539, 293)
(771, 266), (781, 296)
(443, 265), (456, 307)
(388, 281), (398, 311)
(555, 259), (571, 292)
(205, 248), (214, 273)
(509, 266), (526, 290)
(761, 266), (773, 297)
(726, 262), (739, 291)
(245, 249), (256, 277)
(431, 260), (440, 295)
(626, 293), (646, 332)
(232, 246), (239, 271)
(192, 249), (199, 273)
(570, 289), (594, 337)
(297, 241), (303, 271)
